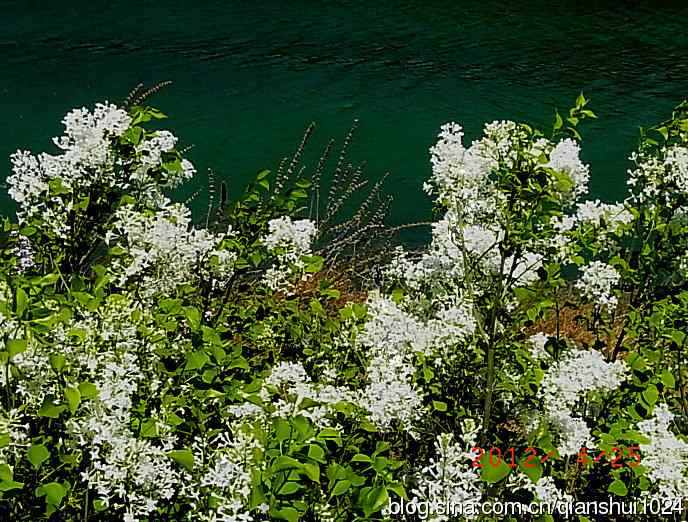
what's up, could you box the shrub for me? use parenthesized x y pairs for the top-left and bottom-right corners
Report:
(0, 91), (686, 521)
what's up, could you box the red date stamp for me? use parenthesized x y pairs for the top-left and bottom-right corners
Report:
(470, 446), (642, 469)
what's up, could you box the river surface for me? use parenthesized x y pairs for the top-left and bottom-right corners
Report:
(2, 0), (688, 240)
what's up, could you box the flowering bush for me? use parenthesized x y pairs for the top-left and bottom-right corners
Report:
(0, 92), (687, 521)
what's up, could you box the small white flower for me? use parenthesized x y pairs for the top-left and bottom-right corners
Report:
(545, 138), (590, 198)
(528, 332), (549, 360)
(262, 217), (317, 258)
(575, 260), (620, 312)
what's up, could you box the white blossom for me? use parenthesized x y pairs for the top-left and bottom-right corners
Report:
(514, 474), (573, 504)
(262, 217), (317, 258)
(409, 429), (483, 521)
(538, 349), (628, 455)
(575, 200), (633, 228)
(636, 403), (688, 501)
(575, 260), (620, 312)
(110, 203), (223, 296)
(545, 138), (590, 198)
(528, 332), (550, 360)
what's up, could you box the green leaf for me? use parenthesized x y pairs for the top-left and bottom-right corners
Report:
(278, 481), (302, 495)
(363, 486), (389, 516)
(330, 479), (351, 496)
(642, 385), (659, 406)
(27, 444), (50, 470)
(627, 352), (646, 371)
(184, 306), (201, 331)
(0, 480), (23, 492)
(78, 382), (98, 400)
(38, 398), (67, 419)
(63, 386), (81, 414)
(140, 419), (159, 438)
(49, 354), (66, 373)
(387, 482), (407, 500)
(479, 453), (512, 484)
(35, 482), (66, 506)
(553, 110), (563, 131)
(302, 462), (320, 482)
(121, 126), (143, 145)
(185, 351), (209, 371)
(518, 456), (543, 483)
(48, 179), (69, 196)
(309, 299), (325, 316)
(93, 499), (108, 511)
(307, 444), (326, 464)
(608, 479), (628, 496)
(15, 288), (28, 317)
(167, 449), (194, 472)
(661, 370), (676, 389)
(303, 255), (324, 273)
(274, 419), (292, 443)
(351, 454), (372, 463)
(0, 464), (11, 481)
(432, 400), (448, 412)
(567, 126), (582, 140)
(272, 507), (300, 522)
(317, 428), (341, 445)
(273, 456), (302, 472)
(6, 338), (27, 359)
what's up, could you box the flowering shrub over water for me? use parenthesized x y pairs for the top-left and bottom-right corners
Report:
(0, 93), (687, 521)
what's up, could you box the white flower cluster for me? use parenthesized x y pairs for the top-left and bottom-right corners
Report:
(230, 361), (355, 430)
(636, 403), (688, 501)
(261, 217), (317, 290)
(0, 408), (29, 464)
(664, 146), (688, 192)
(7, 150), (49, 206)
(528, 332), (550, 360)
(8, 103), (132, 221)
(409, 426), (483, 521)
(6, 338), (53, 408)
(356, 295), (476, 430)
(424, 122), (498, 216)
(195, 430), (263, 522)
(239, 294), (477, 434)
(360, 350), (423, 432)
(627, 145), (688, 206)
(425, 122), (590, 216)
(418, 122), (589, 296)
(551, 200), (633, 261)
(538, 349), (628, 455)
(26, 290), (266, 522)
(12, 231), (35, 273)
(61, 304), (181, 521)
(385, 213), (464, 294)
(545, 138), (590, 198)
(388, 213), (542, 304)
(109, 204), (233, 296)
(133, 130), (196, 190)
(6, 102), (197, 242)
(53, 102), (132, 170)
(512, 474), (573, 505)
(575, 200), (633, 228)
(462, 223), (543, 287)
(262, 216), (317, 259)
(575, 260), (620, 312)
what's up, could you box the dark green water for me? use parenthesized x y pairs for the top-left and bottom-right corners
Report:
(2, 1), (688, 237)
